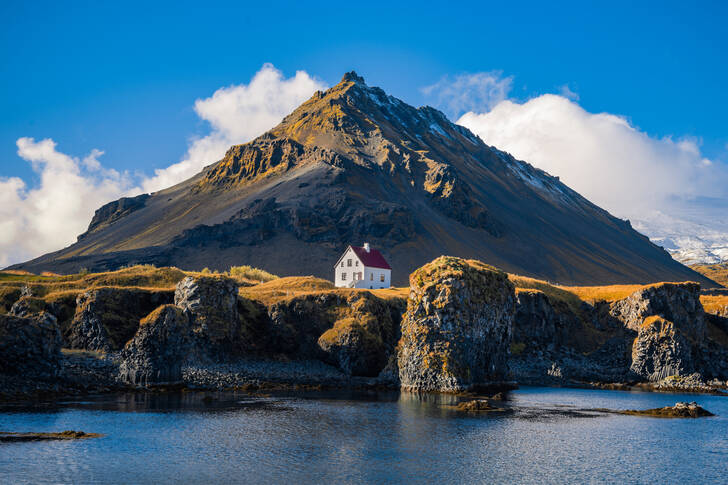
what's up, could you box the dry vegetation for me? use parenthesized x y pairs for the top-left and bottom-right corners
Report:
(691, 263), (728, 288)
(701, 294), (728, 316)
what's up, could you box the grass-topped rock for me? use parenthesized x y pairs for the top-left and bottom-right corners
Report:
(398, 256), (515, 392)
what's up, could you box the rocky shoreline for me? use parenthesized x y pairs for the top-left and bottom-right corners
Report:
(2, 257), (728, 402)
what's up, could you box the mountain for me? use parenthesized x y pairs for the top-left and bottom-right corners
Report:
(9, 72), (716, 287)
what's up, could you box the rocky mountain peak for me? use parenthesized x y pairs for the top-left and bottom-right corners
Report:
(340, 71), (365, 84)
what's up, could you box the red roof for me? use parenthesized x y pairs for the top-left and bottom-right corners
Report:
(350, 245), (391, 270)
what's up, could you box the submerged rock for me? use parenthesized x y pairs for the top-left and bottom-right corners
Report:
(398, 256), (515, 392)
(0, 430), (103, 442)
(621, 401), (714, 418)
(118, 305), (192, 387)
(456, 399), (498, 412)
(0, 312), (62, 378)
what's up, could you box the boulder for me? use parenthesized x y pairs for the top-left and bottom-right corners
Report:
(174, 276), (239, 351)
(631, 316), (693, 381)
(610, 283), (705, 340)
(118, 305), (192, 387)
(398, 256), (515, 392)
(67, 287), (173, 352)
(0, 312), (62, 378)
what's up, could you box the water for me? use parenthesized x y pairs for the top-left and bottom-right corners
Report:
(1, 387), (727, 484)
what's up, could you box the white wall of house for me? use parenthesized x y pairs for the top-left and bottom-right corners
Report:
(334, 247), (363, 287)
(334, 247), (391, 289)
(359, 266), (391, 289)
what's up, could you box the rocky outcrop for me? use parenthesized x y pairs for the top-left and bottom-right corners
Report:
(0, 312), (62, 378)
(512, 290), (583, 352)
(610, 283), (705, 340)
(9, 296), (48, 318)
(118, 305), (192, 386)
(398, 256), (515, 392)
(630, 316), (693, 381)
(266, 291), (402, 376)
(81, 193), (150, 237)
(67, 288), (173, 352)
(175, 276), (239, 354)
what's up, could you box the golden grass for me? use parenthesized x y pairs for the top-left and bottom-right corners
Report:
(700, 295), (728, 315)
(690, 263), (728, 288)
(229, 265), (278, 284)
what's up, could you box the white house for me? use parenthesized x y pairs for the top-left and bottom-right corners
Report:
(334, 243), (392, 289)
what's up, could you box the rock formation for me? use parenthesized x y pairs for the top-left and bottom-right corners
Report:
(398, 256), (515, 392)
(118, 305), (192, 386)
(630, 316), (693, 381)
(175, 275), (240, 354)
(0, 312), (62, 378)
(67, 288), (173, 352)
(610, 283), (705, 340)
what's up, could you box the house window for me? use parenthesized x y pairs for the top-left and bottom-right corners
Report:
(341, 262), (344, 268)
(347, 259), (352, 267)
(370, 273), (373, 281)
(355, 261), (359, 266)
(380, 274), (385, 282)
(342, 272), (347, 280)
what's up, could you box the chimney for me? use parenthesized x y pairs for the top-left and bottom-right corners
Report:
(363, 242), (370, 252)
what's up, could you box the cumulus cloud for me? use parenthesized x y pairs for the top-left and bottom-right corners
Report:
(457, 94), (727, 221)
(1, 64), (326, 267)
(0, 138), (136, 267)
(141, 63), (326, 192)
(422, 71), (513, 119)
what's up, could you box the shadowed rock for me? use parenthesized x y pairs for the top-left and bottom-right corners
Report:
(0, 312), (62, 378)
(118, 305), (192, 387)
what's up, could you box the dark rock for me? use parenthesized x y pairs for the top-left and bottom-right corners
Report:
(67, 287), (173, 352)
(398, 256), (515, 392)
(0, 312), (62, 378)
(175, 276), (239, 353)
(9, 296), (47, 318)
(610, 283), (705, 340)
(81, 193), (150, 237)
(621, 401), (714, 418)
(118, 305), (192, 386)
(455, 399), (505, 412)
(631, 316), (693, 381)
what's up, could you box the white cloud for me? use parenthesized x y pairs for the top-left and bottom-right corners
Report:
(457, 93), (728, 223)
(0, 138), (136, 267)
(1, 64), (326, 267)
(141, 63), (326, 193)
(558, 84), (579, 101)
(422, 71), (513, 119)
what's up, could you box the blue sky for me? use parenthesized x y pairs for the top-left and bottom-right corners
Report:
(1, 0), (728, 266)
(2, 0), (726, 181)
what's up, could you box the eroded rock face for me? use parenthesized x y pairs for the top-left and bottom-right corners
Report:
(631, 316), (693, 381)
(398, 256), (515, 392)
(0, 312), (62, 378)
(175, 276), (239, 351)
(67, 288), (173, 352)
(610, 283), (705, 340)
(118, 305), (192, 387)
(316, 293), (399, 376)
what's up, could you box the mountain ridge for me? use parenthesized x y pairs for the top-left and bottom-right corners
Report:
(9, 72), (716, 288)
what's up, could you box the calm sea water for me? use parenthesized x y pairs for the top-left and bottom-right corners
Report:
(1, 387), (726, 484)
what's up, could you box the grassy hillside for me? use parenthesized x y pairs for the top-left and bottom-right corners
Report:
(690, 263), (728, 288)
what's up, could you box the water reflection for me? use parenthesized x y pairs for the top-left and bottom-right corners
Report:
(0, 387), (726, 484)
